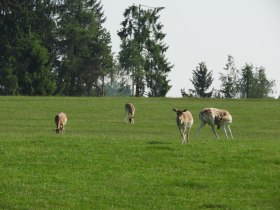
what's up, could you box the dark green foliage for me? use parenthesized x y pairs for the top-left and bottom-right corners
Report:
(253, 67), (275, 98)
(118, 5), (173, 97)
(0, 0), (114, 96)
(239, 63), (254, 98)
(218, 55), (275, 99)
(1, 1), (275, 98)
(55, 0), (113, 96)
(16, 34), (56, 95)
(0, 0), (56, 95)
(238, 64), (275, 98)
(190, 62), (213, 98)
(146, 71), (171, 97)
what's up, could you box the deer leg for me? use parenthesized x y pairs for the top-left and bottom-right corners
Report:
(211, 124), (220, 139)
(222, 125), (229, 139)
(184, 127), (188, 143)
(124, 113), (128, 123)
(186, 127), (190, 143)
(179, 128), (186, 144)
(227, 125), (233, 139)
(195, 121), (206, 137)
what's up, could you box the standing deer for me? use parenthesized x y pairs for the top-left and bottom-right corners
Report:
(124, 103), (135, 124)
(53, 112), (67, 134)
(173, 109), (194, 144)
(196, 108), (233, 139)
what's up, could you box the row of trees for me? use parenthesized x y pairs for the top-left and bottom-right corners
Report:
(1, 0), (114, 96)
(182, 55), (275, 98)
(1, 0), (172, 96)
(0, 1), (276, 98)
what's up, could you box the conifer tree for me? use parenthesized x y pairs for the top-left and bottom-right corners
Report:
(56, 0), (113, 96)
(190, 62), (213, 98)
(118, 5), (172, 96)
(0, 0), (56, 95)
(238, 64), (275, 98)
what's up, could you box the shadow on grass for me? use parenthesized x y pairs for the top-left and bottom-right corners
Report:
(173, 179), (207, 190)
(272, 159), (280, 165)
(200, 203), (229, 209)
(146, 145), (174, 151)
(147, 140), (171, 145)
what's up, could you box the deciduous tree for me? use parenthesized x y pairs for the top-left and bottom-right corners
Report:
(219, 55), (238, 98)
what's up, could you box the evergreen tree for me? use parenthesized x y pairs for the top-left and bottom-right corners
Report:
(238, 64), (254, 98)
(0, 0), (56, 95)
(253, 67), (275, 98)
(190, 62), (213, 98)
(56, 0), (113, 96)
(16, 33), (56, 95)
(238, 64), (275, 98)
(219, 55), (238, 98)
(118, 4), (172, 97)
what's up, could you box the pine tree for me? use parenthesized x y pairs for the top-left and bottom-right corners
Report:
(56, 0), (113, 96)
(253, 67), (275, 98)
(238, 64), (254, 98)
(118, 4), (172, 97)
(238, 64), (275, 98)
(0, 0), (56, 95)
(190, 62), (213, 98)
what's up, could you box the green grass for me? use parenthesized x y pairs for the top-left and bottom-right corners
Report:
(0, 96), (279, 209)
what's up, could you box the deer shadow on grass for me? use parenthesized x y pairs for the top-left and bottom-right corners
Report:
(146, 141), (174, 151)
(147, 140), (171, 145)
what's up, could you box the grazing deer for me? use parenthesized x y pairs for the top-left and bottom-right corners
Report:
(53, 112), (67, 134)
(173, 109), (194, 144)
(196, 108), (233, 139)
(124, 103), (135, 124)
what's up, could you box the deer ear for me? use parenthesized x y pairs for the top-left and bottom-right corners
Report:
(183, 109), (188, 112)
(173, 109), (177, 112)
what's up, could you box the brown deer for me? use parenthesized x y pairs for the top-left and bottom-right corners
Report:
(173, 109), (194, 144)
(196, 108), (233, 139)
(53, 112), (67, 134)
(124, 103), (135, 124)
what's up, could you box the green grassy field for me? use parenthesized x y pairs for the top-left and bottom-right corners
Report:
(0, 96), (279, 209)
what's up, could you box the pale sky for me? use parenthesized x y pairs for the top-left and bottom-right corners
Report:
(101, 0), (280, 97)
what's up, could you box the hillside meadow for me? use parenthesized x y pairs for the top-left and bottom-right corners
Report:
(0, 96), (279, 209)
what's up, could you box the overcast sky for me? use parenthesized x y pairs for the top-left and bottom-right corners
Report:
(101, 0), (280, 97)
